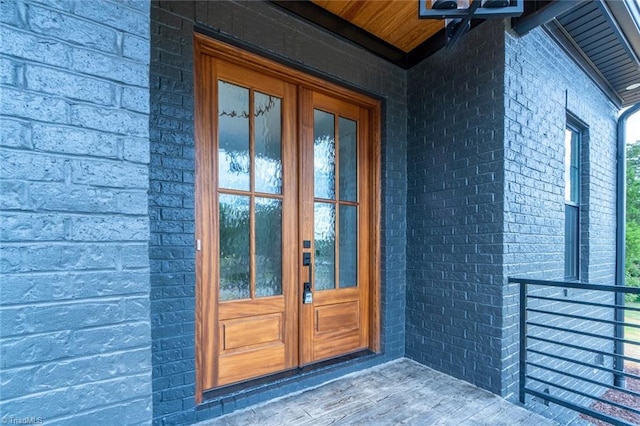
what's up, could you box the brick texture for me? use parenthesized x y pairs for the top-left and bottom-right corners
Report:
(406, 20), (506, 394)
(150, 1), (407, 424)
(0, 0), (152, 424)
(502, 27), (617, 423)
(405, 19), (618, 417)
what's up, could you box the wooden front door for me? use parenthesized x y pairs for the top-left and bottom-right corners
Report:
(299, 89), (372, 364)
(195, 36), (380, 400)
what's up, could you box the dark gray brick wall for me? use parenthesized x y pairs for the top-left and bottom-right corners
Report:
(149, 1), (407, 423)
(405, 21), (617, 410)
(502, 27), (618, 422)
(0, 0), (152, 424)
(405, 21), (506, 394)
(502, 27), (617, 290)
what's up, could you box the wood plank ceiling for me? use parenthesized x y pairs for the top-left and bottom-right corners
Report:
(311, 0), (444, 53)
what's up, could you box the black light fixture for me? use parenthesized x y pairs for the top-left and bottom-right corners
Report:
(482, 0), (511, 8)
(418, 0), (523, 19)
(432, 0), (458, 10)
(419, 0), (523, 47)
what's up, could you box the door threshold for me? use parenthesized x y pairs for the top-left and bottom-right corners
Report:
(201, 350), (377, 403)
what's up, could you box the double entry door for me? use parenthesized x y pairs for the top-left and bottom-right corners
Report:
(195, 37), (380, 396)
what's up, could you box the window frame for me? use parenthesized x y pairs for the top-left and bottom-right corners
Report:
(564, 122), (582, 280)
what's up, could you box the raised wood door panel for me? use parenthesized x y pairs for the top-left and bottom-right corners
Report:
(299, 90), (371, 365)
(196, 55), (298, 390)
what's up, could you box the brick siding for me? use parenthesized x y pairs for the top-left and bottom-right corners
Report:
(405, 19), (618, 420)
(405, 20), (507, 394)
(502, 26), (617, 423)
(0, 0), (152, 424)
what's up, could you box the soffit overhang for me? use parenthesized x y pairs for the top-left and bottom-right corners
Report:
(270, 0), (640, 108)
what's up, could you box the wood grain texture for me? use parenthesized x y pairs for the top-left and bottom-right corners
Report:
(194, 45), (219, 398)
(311, 0), (444, 52)
(312, 330), (362, 361)
(315, 302), (359, 335)
(298, 86), (315, 366)
(220, 313), (283, 352)
(196, 55), (296, 392)
(194, 34), (381, 399)
(282, 82), (300, 370)
(218, 297), (284, 320)
(218, 345), (286, 385)
(300, 90), (372, 365)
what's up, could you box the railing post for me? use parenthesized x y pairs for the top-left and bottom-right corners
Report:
(510, 277), (640, 423)
(519, 280), (527, 404)
(613, 288), (626, 388)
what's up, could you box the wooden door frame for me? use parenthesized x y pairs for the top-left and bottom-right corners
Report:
(194, 33), (381, 404)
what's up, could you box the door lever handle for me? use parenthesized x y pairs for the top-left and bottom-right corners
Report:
(302, 252), (312, 304)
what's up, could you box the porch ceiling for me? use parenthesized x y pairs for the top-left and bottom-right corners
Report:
(270, 0), (640, 108)
(311, 0), (443, 53)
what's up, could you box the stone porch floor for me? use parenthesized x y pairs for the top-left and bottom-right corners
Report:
(197, 358), (559, 426)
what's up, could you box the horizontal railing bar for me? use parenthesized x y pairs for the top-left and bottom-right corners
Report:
(526, 308), (640, 330)
(528, 335), (640, 364)
(526, 295), (640, 312)
(527, 348), (640, 381)
(526, 375), (640, 416)
(518, 277), (640, 424)
(524, 388), (635, 426)
(527, 361), (640, 400)
(527, 321), (640, 346)
(509, 277), (640, 294)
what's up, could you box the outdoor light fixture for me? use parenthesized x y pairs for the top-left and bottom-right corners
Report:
(626, 83), (640, 91)
(419, 0), (524, 47)
(432, 0), (458, 10)
(419, 0), (523, 19)
(483, 0), (511, 8)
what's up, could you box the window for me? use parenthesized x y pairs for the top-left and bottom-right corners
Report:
(564, 124), (580, 280)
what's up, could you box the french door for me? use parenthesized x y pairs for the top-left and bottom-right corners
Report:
(195, 35), (380, 400)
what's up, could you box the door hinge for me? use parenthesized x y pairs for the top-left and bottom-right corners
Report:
(196, 239), (202, 251)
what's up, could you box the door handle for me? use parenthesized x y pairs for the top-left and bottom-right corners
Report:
(302, 252), (313, 304)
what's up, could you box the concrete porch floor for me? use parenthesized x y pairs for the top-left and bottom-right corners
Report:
(197, 358), (558, 426)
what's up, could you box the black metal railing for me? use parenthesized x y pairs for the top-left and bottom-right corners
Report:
(511, 277), (640, 426)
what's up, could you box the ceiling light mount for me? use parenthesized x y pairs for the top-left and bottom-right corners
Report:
(420, 0), (523, 47)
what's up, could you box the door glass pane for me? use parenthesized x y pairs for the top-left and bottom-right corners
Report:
(219, 194), (250, 301)
(314, 110), (335, 200)
(219, 81), (250, 191)
(255, 92), (282, 194)
(314, 202), (335, 290)
(339, 205), (357, 288)
(339, 117), (357, 202)
(255, 197), (282, 297)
